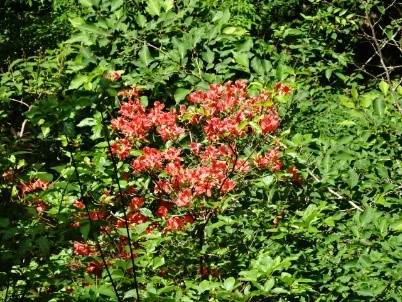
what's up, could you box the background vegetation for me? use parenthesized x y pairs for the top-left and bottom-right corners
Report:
(1, 0), (402, 301)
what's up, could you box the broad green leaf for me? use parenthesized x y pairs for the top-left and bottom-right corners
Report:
(135, 14), (147, 28)
(237, 121), (248, 131)
(325, 69), (332, 80)
(153, 256), (165, 269)
(374, 194), (392, 207)
(36, 172), (53, 182)
(198, 280), (213, 294)
(77, 118), (97, 127)
(98, 285), (118, 298)
(69, 74), (88, 90)
(233, 52), (249, 69)
(78, 0), (93, 7)
(351, 87), (358, 99)
(223, 27), (237, 34)
(251, 57), (264, 75)
(373, 98), (385, 117)
(263, 279), (275, 292)
(172, 37), (187, 60)
(223, 277), (235, 291)
(124, 289), (138, 299)
(391, 221), (402, 231)
(41, 126), (50, 138)
(335, 72), (347, 81)
(146, 0), (161, 16)
(163, 0), (174, 11)
(111, 0), (123, 10)
(347, 168), (359, 188)
(174, 88), (191, 103)
(236, 39), (253, 52)
(248, 121), (261, 134)
(73, 21), (108, 36)
(339, 95), (355, 109)
(379, 80), (389, 96)
(201, 48), (215, 65)
(80, 224), (90, 241)
(359, 92), (378, 108)
(139, 44), (152, 67)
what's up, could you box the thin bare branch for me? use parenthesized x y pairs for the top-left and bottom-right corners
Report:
(308, 170), (364, 212)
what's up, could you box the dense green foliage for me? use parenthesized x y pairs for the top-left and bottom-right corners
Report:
(1, 0), (402, 301)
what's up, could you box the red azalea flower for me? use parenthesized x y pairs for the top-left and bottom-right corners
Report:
(73, 242), (93, 256)
(130, 197), (144, 211)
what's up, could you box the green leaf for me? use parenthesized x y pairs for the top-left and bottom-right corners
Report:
(248, 121), (261, 134)
(139, 44), (152, 67)
(351, 87), (358, 99)
(360, 91), (379, 108)
(124, 289), (137, 299)
(263, 279), (275, 292)
(233, 52), (249, 69)
(236, 40), (253, 52)
(335, 72), (347, 81)
(146, 0), (161, 16)
(41, 126), (50, 138)
(78, 0), (93, 7)
(379, 80), (389, 96)
(111, 0), (123, 10)
(153, 256), (165, 269)
(347, 168), (359, 189)
(201, 48), (215, 65)
(77, 118), (97, 127)
(36, 172), (53, 182)
(162, 0), (174, 12)
(69, 74), (88, 90)
(172, 37), (187, 61)
(391, 221), (402, 231)
(373, 98), (385, 117)
(237, 121), (248, 131)
(222, 25), (247, 36)
(198, 280), (213, 294)
(80, 224), (91, 241)
(98, 285), (118, 298)
(223, 277), (235, 291)
(339, 95), (355, 109)
(325, 69), (332, 80)
(63, 122), (76, 138)
(174, 88), (191, 103)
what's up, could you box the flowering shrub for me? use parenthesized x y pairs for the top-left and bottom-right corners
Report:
(62, 79), (302, 297)
(107, 80), (293, 231)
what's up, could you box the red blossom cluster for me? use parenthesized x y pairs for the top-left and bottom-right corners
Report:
(105, 71), (121, 81)
(2, 170), (13, 181)
(108, 80), (293, 227)
(18, 178), (50, 214)
(254, 148), (283, 172)
(274, 83), (292, 96)
(164, 214), (194, 233)
(288, 166), (302, 184)
(73, 241), (93, 256)
(19, 179), (49, 196)
(69, 80), (300, 279)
